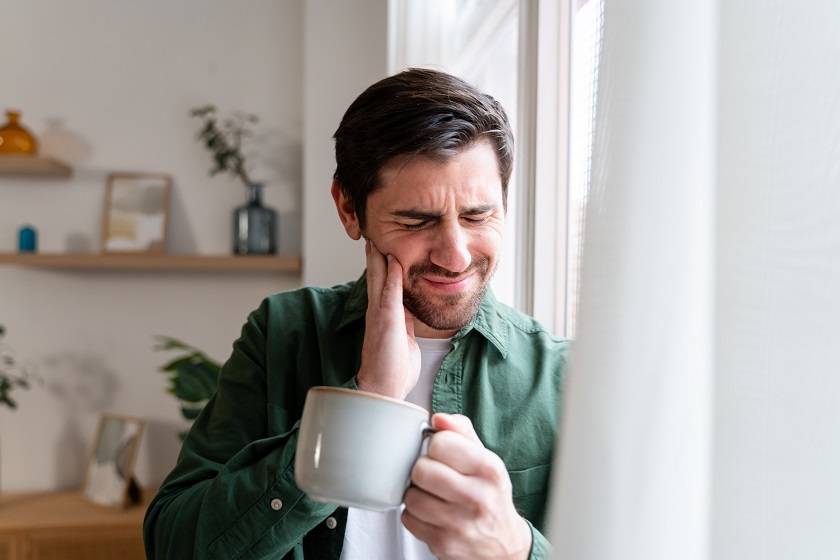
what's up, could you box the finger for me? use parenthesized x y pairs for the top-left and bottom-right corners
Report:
(365, 239), (387, 308)
(432, 413), (483, 445)
(401, 509), (443, 554)
(403, 486), (467, 529)
(425, 429), (491, 477)
(410, 455), (487, 508)
(379, 254), (404, 311)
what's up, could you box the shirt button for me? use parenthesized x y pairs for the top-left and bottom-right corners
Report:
(270, 498), (283, 511)
(325, 516), (337, 529)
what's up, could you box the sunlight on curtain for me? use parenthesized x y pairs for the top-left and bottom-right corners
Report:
(549, 0), (716, 557)
(565, 0), (604, 338)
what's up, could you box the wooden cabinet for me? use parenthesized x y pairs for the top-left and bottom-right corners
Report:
(0, 490), (149, 560)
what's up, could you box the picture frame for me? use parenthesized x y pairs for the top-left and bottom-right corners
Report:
(101, 172), (172, 254)
(82, 413), (145, 508)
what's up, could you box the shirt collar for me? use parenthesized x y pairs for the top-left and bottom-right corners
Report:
(336, 270), (510, 359)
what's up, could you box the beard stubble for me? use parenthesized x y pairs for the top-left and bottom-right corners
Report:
(402, 257), (493, 331)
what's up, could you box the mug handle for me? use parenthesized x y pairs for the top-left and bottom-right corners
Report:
(419, 423), (437, 455)
(403, 423), (438, 499)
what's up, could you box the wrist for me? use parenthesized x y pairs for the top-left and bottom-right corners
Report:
(511, 515), (533, 560)
(356, 372), (405, 400)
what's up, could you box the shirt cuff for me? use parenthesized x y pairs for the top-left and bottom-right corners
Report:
(526, 518), (551, 560)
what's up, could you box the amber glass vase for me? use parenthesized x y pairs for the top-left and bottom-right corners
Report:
(0, 110), (38, 154)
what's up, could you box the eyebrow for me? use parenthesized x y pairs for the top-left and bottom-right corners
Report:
(391, 204), (497, 220)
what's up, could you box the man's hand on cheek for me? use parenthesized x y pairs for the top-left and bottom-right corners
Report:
(356, 239), (421, 400)
(402, 413), (533, 560)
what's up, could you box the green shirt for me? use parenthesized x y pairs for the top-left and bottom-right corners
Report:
(144, 273), (568, 559)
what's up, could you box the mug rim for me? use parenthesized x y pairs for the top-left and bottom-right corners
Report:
(309, 386), (429, 416)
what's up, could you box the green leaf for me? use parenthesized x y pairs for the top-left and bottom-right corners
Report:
(180, 405), (204, 420)
(159, 354), (201, 372)
(154, 335), (222, 438)
(171, 362), (218, 402)
(153, 336), (194, 352)
(214, 153), (230, 170)
(172, 375), (204, 402)
(0, 394), (16, 409)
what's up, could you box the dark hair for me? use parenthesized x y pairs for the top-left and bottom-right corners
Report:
(333, 68), (514, 228)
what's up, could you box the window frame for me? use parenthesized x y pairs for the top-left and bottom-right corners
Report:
(386, 0), (575, 336)
(516, 0), (572, 336)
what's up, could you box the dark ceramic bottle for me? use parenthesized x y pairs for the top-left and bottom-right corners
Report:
(233, 183), (277, 255)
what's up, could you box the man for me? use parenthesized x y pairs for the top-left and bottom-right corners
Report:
(144, 68), (568, 560)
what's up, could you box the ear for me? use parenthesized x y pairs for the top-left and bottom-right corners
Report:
(331, 180), (362, 240)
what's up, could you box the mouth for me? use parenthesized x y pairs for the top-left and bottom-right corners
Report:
(420, 272), (476, 294)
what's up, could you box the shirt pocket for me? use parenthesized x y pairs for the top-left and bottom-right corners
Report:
(508, 463), (551, 529)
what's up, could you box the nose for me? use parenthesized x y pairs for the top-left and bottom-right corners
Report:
(429, 220), (472, 273)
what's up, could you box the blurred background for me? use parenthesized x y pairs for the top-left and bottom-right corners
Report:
(1, 0), (591, 495)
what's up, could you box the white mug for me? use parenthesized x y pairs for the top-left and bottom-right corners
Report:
(294, 386), (432, 511)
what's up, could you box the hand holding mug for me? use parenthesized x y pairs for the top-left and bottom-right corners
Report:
(356, 239), (421, 400)
(402, 413), (532, 560)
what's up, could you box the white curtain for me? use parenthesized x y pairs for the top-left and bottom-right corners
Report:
(548, 0), (840, 558)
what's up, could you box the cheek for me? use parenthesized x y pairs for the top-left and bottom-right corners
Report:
(471, 228), (503, 261)
(381, 227), (503, 279)
(373, 234), (428, 278)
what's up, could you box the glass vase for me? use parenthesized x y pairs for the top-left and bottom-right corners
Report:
(0, 109), (38, 154)
(233, 182), (277, 255)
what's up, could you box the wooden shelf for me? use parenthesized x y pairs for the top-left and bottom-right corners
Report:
(0, 252), (301, 273)
(0, 155), (73, 178)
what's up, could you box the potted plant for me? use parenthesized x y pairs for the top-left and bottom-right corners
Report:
(154, 336), (221, 440)
(0, 323), (35, 494)
(190, 105), (278, 255)
(0, 324), (32, 410)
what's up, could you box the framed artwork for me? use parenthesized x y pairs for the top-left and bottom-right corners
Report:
(101, 172), (172, 254)
(83, 413), (145, 508)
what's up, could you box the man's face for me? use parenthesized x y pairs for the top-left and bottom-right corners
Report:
(362, 140), (505, 332)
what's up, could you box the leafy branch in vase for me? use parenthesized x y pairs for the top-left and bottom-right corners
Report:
(190, 105), (260, 188)
(0, 324), (33, 410)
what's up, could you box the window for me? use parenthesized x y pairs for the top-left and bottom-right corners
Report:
(389, 0), (604, 337)
(389, 0), (521, 307)
(566, 0), (605, 338)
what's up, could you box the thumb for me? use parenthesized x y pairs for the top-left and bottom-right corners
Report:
(431, 413), (483, 445)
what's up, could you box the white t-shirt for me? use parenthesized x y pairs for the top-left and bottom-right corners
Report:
(339, 336), (453, 560)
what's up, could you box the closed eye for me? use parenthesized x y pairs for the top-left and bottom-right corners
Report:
(462, 214), (492, 225)
(399, 220), (432, 230)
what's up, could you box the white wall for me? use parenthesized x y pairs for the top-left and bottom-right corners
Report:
(0, 0), (303, 492)
(302, 0), (389, 287)
(713, 0), (840, 557)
